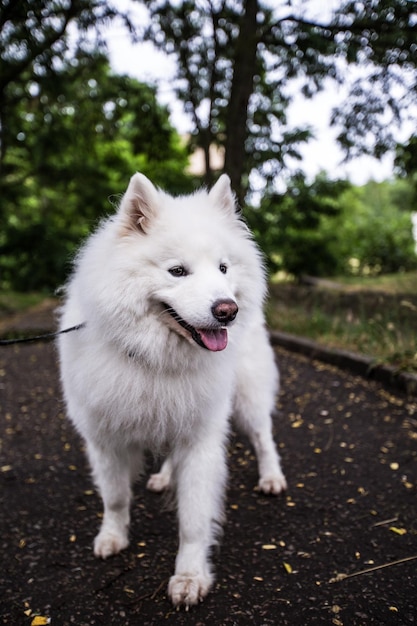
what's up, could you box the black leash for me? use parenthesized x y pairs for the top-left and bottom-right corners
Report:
(0, 323), (86, 346)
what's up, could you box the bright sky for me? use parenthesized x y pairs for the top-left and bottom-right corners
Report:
(102, 0), (399, 186)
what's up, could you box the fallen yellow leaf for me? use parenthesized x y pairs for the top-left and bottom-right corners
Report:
(31, 617), (50, 626)
(329, 573), (347, 583)
(389, 527), (407, 535)
(283, 561), (293, 574)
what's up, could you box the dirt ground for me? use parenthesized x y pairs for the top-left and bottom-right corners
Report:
(0, 309), (416, 625)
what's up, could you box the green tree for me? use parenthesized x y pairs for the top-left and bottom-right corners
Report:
(143, 0), (314, 201)
(0, 0), (194, 291)
(140, 0), (417, 201)
(251, 175), (417, 278)
(335, 179), (417, 274)
(0, 0), (134, 172)
(251, 173), (350, 277)
(0, 52), (192, 290)
(395, 135), (417, 204)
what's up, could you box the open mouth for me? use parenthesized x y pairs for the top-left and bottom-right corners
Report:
(163, 304), (228, 352)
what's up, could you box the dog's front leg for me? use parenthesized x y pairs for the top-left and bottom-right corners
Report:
(87, 441), (132, 559)
(168, 434), (227, 608)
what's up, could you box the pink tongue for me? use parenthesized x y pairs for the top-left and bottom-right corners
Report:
(198, 328), (228, 351)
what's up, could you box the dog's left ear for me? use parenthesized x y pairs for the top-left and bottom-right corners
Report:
(119, 172), (159, 234)
(209, 174), (237, 215)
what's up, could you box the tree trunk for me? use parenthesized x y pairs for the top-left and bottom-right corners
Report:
(202, 131), (213, 186)
(224, 0), (259, 204)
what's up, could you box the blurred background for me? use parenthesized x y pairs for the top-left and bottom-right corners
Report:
(1, 0), (417, 369)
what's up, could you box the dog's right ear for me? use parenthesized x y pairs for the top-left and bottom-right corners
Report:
(119, 172), (158, 234)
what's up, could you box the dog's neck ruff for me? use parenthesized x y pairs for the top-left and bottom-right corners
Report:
(163, 304), (228, 352)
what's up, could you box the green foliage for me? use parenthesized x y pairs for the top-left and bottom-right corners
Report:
(0, 0), (128, 89)
(0, 51), (193, 291)
(395, 135), (417, 205)
(2, 0), (417, 292)
(248, 173), (350, 277)
(334, 179), (417, 275)
(331, 0), (417, 159)
(248, 174), (417, 278)
(396, 136), (417, 178)
(0, 0), (132, 169)
(0, 0), (195, 291)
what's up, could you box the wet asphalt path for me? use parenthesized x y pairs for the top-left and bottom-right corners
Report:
(0, 332), (416, 625)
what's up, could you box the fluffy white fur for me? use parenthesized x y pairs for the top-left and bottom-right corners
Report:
(58, 173), (287, 608)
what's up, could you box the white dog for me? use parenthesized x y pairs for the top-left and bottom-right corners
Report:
(58, 173), (287, 608)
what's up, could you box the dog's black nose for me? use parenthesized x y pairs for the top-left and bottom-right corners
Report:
(211, 299), (238, 324)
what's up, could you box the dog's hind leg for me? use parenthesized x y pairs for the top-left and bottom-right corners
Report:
(87, 441), (133, 559)
(235, 406), (287, 495)
(234, 327), (287, 495)
(146, 456), (173, 492)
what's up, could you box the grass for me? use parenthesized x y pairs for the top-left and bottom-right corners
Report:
(329, 271), (417, 294)
(268, 271), (417, 373)
(0, 291), (48, 318)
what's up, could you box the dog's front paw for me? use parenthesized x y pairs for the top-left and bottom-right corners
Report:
(93, 529), (129, 559)
(259, 473), (287, 495)
(168, 572), (213, 608)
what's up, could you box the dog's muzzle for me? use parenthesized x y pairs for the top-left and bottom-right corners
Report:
(162, 300), (238, 351)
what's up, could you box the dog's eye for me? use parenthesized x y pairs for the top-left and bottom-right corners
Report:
(169, 266), (187, 277)
(219, 263), (228, 274)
